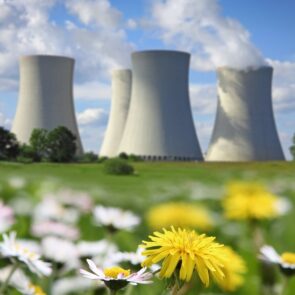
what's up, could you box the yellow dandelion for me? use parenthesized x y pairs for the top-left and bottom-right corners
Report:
(215, 246), (247, 292)
(141, 227), (226, 287)
(146, 202), (213, 231)
(28, 284), (46, 295)
(223, 181), (279, 220)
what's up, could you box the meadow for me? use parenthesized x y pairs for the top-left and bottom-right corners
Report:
(0, 161), (294, 294)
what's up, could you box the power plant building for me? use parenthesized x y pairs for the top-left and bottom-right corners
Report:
(119, 50), (203, 161)
(206, 66), (285, 161)
(100, 69), (132, 157)
(12, 55), (83, 154)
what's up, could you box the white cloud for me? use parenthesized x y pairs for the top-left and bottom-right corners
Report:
(74, 81), (111, 100)
(0, 0), (134, 88)
(190, 84), (217, 114)
(0, 112), (12, 129)
(147, 0), (266, 71)
(65, 0), (122, 29)
(77, 108), (108, 126)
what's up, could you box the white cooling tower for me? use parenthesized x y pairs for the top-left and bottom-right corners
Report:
(100, 69), (132, 157)
(119, 50), (203, 161)
(12, 55), (83, 154)
(206, 66), (284, 161)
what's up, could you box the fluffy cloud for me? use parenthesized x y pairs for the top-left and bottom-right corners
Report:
(0, 0), (134, 88)
(147, 0), (265, 71)
(74, 81), (111, 100)
(77, 108), (108, 126)
(0, 112), (12, 129)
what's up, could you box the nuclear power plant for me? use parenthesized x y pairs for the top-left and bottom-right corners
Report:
(12, 55), (83, 154)
(206, 66), (285, 161)
(118, 50), (203, 161)
(100, 69), (132, 157)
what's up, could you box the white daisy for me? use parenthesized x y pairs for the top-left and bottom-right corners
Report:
(80, 259), (152, 292)
(8, 177), (26, 189)
(260, 245), (295, 275)
(52, 276), (97, 295)
(33, 197), (80, 224)
(9, 197), (35, 216)
(77, 239), (118, 259)
(31, 221), (80, 240)
(0, 232), (52, 277)
(45, 188), (93, 213)
(0, 201), (14, 233)
(42, 236), (79, 269)
(93, 206), (140, 231)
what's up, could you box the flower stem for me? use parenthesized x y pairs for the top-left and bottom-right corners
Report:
(109, 290), (117, 295)
(281, 277), (289, 295)
(0, 263), (19, 295)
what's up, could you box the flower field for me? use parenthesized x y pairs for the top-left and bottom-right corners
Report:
(0, 161), (295, 295)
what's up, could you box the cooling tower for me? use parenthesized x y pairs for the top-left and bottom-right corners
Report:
(100, 69), (132, 157)
(119, 50), (203, 161)
(12, 55), (83, 154)
(206, 66), (284, 161)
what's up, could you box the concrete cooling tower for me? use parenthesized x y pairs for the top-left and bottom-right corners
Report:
(100, 69), (132, 157)
(12, 55), (83, 154)
(206, 66), (285, 161)
(119, 50), (203, 161)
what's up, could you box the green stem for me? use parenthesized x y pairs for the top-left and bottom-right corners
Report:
(109, 290), (117, 295)
(281, 277), (289, 295)
(0, 263), (19, 295)
(124, 285), (133, 295)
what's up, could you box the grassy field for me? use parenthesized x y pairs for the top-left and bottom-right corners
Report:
(0, 161), (295, 294)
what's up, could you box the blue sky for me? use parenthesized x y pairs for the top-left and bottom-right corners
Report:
(0, 0), (294, 158)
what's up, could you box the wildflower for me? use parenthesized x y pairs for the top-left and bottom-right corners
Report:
(31, 221), (80, 240)
(0, 201), (14, 233)
(0, 232), (52, 277)
(41, 236), (79, 269)
(53, 276), (96, 295)
(215, 246), (247, 291)
(93, 206), (140, 232)
(141, 227), (225, 287)
(147, 202), (213, 231)
(0, 266), (45, 294)
(80, 259), (152, 292)
(33, 197), (80, 224)
(260, 245), (295, 276)
(223, 181), (281, 220)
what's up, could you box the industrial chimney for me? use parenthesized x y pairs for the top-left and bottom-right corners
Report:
(119, 50), (203, 161)
(206, 66), (285, 161)
(12, 55), (83, 154)
(100, 69), (132, 157)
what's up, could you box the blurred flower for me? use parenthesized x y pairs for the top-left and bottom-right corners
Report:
(77, 239), (118, 259)
(7, 177), (26, 189)
(215, 246), (247, 292)
(0, 201), (14, 233)
(223, 181), (283, 220)
(93, 206), (140, 232)
(0, 232), (51, 277)
(31, 221), (80, 240)
(0, 266), (45, 294)
(112, 247), (160, 273)
(45, 188), (93, 213)
(33, 197), (80, 224)
(17, 240), (42, 256)
(9, 197), (35, 216)
(146, 202), (213, 231)
(52, 276), (96, 295)
(141, 227), (225, 287)
(80, 259), (152, 291)
(42, 236), (79, 269)
(260, 245), (295, 276)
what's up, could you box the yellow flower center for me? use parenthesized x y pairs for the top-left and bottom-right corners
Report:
(104, 267), (130, 279)
(281, 252), (295, 264)
(29, 284), (46, 295)
(15, 244), (37, 259)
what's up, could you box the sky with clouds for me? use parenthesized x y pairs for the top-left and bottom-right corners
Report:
(0, 0), (294, 158)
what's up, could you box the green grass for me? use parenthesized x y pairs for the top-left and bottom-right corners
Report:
(0, 161), (295, 295)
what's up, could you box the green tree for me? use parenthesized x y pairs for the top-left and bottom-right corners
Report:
(29, 128), (49, 160)
(290, 134), (295, 160)
(0, 127), (20, 160)
(46, 126), (77, 162)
